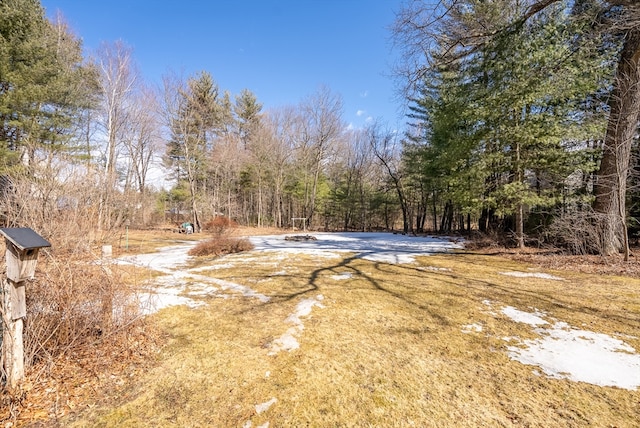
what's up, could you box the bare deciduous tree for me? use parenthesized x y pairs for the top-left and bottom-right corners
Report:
(297, 86), (344, 226)
(94, 40), (138, 230)
(121, 84), (162, 225)
(368, 122), (411, 234)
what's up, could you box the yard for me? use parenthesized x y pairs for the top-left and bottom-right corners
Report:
(59, 232), (640, 426)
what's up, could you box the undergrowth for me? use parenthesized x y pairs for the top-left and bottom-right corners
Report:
(188, 237), (254, 257)
(1, 242), (157, 425)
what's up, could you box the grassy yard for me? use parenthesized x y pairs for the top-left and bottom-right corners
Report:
(65, 235), (639, 427)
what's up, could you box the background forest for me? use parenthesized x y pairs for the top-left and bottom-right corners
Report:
(2, 0), (640, 255)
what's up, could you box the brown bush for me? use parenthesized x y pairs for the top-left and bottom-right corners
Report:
(202, 216), (238, 235)
(20, 255), (143, 368)
(546, 209), (604, 255)
(188, 237), (254, 257)
(0, 163), (162, 424)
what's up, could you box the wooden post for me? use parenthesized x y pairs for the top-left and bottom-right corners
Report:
(0, 228), (50, 389)
(2, 278), (25, 389)
(101, 245), (113, 333)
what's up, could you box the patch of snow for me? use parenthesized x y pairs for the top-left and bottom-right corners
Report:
(269, 295), (324, 355)
(116, 243), (196, 272)
(362, 253), (418, 263)
(420, 266), (452, 272)
(138, 290), (204, 315)
(462, 323), (483, 333)
(255, 397), (277, 414)
(184, 283), (220, 296)
(331, 272), (352, 280)
(498, 305), (640, 390)
(116, 241), (271, 315)
(269, 331), (300, 354)
(249, 232), (463, 265)
(502, 306), (549, 326)
(499, 271), (564, 281)
(286, 295), (325, 324)
(508, 323), (640, 390)
(208, 277), (270, 302)
(189, 263), (235, 272)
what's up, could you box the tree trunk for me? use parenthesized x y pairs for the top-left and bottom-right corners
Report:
(432, 191), (438, 232)
(594, 29), (640, 256)
(515, 203), (525, 249)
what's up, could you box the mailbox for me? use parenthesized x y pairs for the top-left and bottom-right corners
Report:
(1, 227), (51, 283)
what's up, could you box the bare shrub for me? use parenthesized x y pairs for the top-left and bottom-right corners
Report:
(0, 165), (110, 253)
(546, 209), (605, 255)
(0, 164), (147, 354)
(188, 237), (254, 257)
(20, 254), (142, 369)
(464, 230), (506, 250)
(202, 216), (238, 236)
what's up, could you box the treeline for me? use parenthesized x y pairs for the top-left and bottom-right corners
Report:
(392, 0), (640, 256)
(3, 0), (640, 257)
(160, 75), (400, 233)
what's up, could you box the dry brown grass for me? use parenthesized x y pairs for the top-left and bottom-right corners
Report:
(110, 224), (283, 256)
(187, 236), (254, 257)
(59, 244), (640, 427)
(109, 228), (202, 255)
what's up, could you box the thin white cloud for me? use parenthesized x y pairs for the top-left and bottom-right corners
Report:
(356, 110), (366, 117)
(360, 90), (369, 98)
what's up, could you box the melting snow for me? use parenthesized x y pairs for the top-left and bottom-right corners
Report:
(499, 271), (564, 281)
(255, 397), (277, 414)
(269, 295), (325, 355)
(502, 306), (549, 326)
(500, 306), (640, 390)
(138, 290), (205, 315)
(116, 234), (640, 392)
(115, 241), (269, 314)
(249, 232), (463, 264)
(420, 266), (452, 272)
(462, 323), (483, 333)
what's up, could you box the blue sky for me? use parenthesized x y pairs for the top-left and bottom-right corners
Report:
(40, 0), (407, 130)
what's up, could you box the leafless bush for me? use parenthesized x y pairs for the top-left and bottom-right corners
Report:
(188, 237), (253, 257)
(0, 162), (138, 254)
(0, 164), (149, 397)
(20, 254), (142, 369)
(202, 216), (238, 236)
(546, 209), (605, 255)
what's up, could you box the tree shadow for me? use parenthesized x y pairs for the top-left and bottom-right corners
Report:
(235, 233), (639, 332)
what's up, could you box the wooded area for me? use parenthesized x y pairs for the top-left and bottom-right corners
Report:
(393, 0), (640, 256)
(1, 0), (640, 255)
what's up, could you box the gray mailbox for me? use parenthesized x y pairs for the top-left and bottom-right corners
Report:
(1, 227), (51, 283)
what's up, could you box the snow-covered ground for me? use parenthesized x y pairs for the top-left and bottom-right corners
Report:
(493, 303), (640, 390)
(116, 232), (640, 391)
(249, 232), (464, 263)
